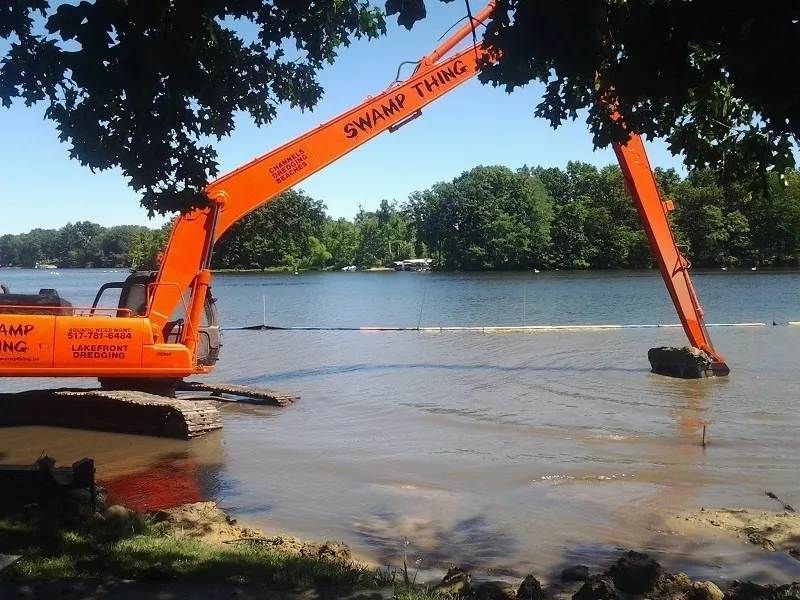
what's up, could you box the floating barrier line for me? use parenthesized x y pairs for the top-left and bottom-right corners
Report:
(222, 322), (767, 332)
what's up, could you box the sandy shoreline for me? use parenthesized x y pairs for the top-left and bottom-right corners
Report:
(4, 490), (800, 600)
(159, 500), (800, 585)
(671, 506), (800, 557)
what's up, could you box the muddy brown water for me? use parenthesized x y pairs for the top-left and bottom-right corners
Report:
(2, 268), (800, 584)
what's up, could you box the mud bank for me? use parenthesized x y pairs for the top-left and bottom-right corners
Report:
(4, 484), (800, 600)
(154, 500), (356, 563)
(0, 487), (380, 594)
(673, 507), (800, 558)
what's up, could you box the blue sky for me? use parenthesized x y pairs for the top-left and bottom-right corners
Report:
(0, 1), (691, 236)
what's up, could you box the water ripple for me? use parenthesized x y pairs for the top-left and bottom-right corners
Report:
(4, 269), (800, 580)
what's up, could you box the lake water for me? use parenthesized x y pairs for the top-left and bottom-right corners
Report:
(2, 267), (800, 583)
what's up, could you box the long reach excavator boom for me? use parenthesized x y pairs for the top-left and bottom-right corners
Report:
(147, 1), (498, 359)
(0, 0), (728, 390)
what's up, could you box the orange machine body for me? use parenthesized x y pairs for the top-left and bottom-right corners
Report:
(0, 0), (728, 381)
(0, 311), (198, 377)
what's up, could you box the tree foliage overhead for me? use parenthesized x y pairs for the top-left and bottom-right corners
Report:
(0, 0), (385, 215)
(2, 1), (798, 217)
(388, 0), (800, 186)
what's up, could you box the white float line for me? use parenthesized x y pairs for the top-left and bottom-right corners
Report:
(357, 323), (767, 332)
(225, 322), (768, 332)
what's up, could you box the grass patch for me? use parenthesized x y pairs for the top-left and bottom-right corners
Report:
(393, 587), (445, 600)
(0, 507), (382, 590)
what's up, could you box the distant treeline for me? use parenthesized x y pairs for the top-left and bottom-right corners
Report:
(3, 162), (800, 271)
(0, 222), (169, 271)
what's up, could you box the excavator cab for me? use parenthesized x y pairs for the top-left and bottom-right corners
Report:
(0, 283), (75, 316)
(90, 270), (222, 368)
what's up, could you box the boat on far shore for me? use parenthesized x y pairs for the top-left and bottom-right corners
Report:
(391, 258), (432, 272)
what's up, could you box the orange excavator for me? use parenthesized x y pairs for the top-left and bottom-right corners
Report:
(0, 1), (729, 393)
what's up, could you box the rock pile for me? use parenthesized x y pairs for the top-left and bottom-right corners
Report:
(425, 550), (799, 600)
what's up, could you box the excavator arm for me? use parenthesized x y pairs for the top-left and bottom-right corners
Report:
(609, 109), (728, 373)
(0, 0), (728, 384)
(146, 3), (497, 354)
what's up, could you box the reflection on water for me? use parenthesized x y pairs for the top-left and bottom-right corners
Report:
(102, 453), (228, 512)
(0, 427), (229, 512)
(2, 269), (800, 582)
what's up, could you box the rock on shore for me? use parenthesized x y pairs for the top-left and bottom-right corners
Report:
(427, 549), (797, 600)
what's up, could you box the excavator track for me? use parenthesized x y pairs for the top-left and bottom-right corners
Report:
(0, 388), (222, 440)
(176, 381), (300, 407)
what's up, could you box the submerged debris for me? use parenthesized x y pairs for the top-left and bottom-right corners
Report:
(177, 380), (300, 407)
